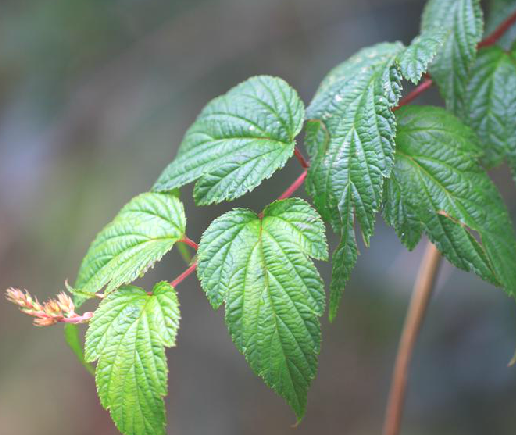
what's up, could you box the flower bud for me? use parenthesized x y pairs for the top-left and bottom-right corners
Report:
(33, 317), (57, 327)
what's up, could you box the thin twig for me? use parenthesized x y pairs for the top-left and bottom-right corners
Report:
(394, 76), (433, 111)
(478, 9), (516, 48)
(180, 236), (199, 250)
(278, 170), (307, 201)
(171, 262), (198, 288)
(382, 242), (442, 435)
(294, 147), (310, 169)
(62, 312), (95, 324)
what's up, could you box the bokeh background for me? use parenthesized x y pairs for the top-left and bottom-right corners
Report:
(1, 0), (516, 434)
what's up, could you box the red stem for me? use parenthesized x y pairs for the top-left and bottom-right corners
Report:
(394, 77), (433, 111)
(180, 236), (199, 250)
(171, 262), (198, 288)
(478, 9), (516, 48)
(294, 147), (310, 169)
(62, 312), (94, 323)
(278, 170), (308, 201)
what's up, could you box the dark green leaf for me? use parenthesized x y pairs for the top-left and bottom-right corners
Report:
(461, 46), (516, 167)
(422, 0), (483, 112)
(328, 188), (358, 321)
(397, 28), (448, 84)
(382, 174), (423, 251)
(305, 43), (404, 319)
(384, 106), (516, 294)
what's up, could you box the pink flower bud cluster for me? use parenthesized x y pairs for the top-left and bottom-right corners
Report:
(5, 288), (93, 326)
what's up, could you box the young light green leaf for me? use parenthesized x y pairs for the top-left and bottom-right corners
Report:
(74, 193), (185, 306)
(422, 0), (483, 113)
(197, 198), (328, 420)
(460, 46), (516, 168)
(85, 282), (180, 435)
(153, 76), (305, 205)
(485, 0), (516, 50)
(384, 106), (516, 294)
(397, 28), (448, 84)
(305, 42), (404, 319)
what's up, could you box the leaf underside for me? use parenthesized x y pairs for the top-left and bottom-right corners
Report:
(197, 198), (328, 420)
(153, 76), (305, 205)
(74, 192), (185, 306)
(85, 282), (180, 435)
(422, 0), (483, 113)
(383, 106), (516, 295)
(305, 42), (404, 320)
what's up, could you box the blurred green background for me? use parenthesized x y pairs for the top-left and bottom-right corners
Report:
(1, 0), (516, 434)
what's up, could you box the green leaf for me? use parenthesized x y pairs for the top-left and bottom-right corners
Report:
(382, 174), (423, 251)
(153, 76), (305, 205)
(305, 42), (404, 319)
(64, 324), (95, 376)
(74, 193), (185, 306)
(485, 0), (516, 50)
(197, 198), (328, 420)
(85, 282), (180, 435)
(422, 0), (483, 113)
(384, 106), (516, 294)
(328, 189), (358, 321)
(460, 46), (516, 167)
(397, 28), (448, 84)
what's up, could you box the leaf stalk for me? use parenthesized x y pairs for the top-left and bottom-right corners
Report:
(479, 10), (516, 48)
(170, 262), (198, 288)
(179, 236), (199, 250)
(278, 170), (308, 201)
